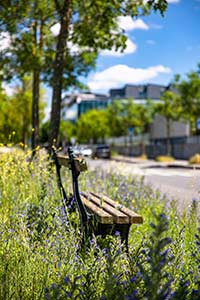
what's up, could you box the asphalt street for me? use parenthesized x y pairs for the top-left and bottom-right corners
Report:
(87, 157), (200, 211)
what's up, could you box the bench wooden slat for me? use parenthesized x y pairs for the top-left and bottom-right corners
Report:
(82, 192), (130, 224)
(81, 195), (113, 224)
(91, 192), (143, 224)
(57, 155), (87, 172)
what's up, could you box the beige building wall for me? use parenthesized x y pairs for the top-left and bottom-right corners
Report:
(150, 115), (190, 139)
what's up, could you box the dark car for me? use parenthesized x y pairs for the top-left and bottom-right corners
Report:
(92, 144), (111, 159)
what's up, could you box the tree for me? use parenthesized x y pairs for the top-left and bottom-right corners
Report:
(0, 78), (32, 144)
(155, 91), (182, 155)
(174, 64), (200, 134)
(0, 86), (13, 143)
(77, 109), (110, 144)
(0, 76), (46, 145)
(106, 101), (126, 137)
(0, 0), (168, 152)
(59, 120), (76, 146)
(107, 99), (155, 154)
(11, 77), (33, 145)
(0, 0), (97, 152)
(0, 0), (50, 152)
(132, 100), (155, 155)
(48, 0), (168, 151)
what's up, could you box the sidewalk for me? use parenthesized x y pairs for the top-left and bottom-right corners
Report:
(112, 155), (200, 170)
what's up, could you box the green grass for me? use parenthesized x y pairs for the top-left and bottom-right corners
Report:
(0, 149), (199, 299)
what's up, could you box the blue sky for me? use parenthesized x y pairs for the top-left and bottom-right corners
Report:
(86, 0), (200, 94)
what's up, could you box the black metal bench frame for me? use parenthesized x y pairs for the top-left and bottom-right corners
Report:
(52, 147), (143, 251)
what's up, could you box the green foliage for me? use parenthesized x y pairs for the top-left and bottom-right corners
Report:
(77, 109), (110, 143)
(40, 121), (50, 145)
(0, 77), (45, 144)
(155, 91), (182, 155)
(0, 83), (32, 144)
(0, 150), (199, 299)
(106, 99), (156, 138)
(106, 101), (126, 137)
(174, 63), (200, 134)
(122, 99), (141, 133)
(59, 120), (77, 145)
(0, 89), (14, 142)
(40, 120), (76, 145)
(156, 91), (182, 122)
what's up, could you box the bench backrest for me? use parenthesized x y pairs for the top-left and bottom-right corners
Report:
(53, 147), (90, 228)
(57, 155), (87, 172)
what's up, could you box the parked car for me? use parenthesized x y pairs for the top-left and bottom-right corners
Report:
(92, 144), (111, 159)
(72, 146), (92, 157)
(80, 147), (92, 157)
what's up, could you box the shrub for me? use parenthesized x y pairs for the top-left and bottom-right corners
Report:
(155, 155), (175, 162)
(189, 153), (200, 164)
(138, 154), (147, 160)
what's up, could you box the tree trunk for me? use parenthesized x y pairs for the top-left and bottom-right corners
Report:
(49, 0), (72, 153)
(31, 13), (42, 156)
(31, 69), (40, 155)
(22, 117), (26, 147)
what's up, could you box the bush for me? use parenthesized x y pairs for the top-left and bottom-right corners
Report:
(155, 155), (175, 162)
(137, 154), (147, 160)
(189, 153), (200, 164)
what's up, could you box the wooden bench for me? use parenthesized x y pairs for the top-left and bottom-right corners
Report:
(52, 147), (143, 251)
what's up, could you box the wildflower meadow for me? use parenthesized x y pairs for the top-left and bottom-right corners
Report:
(0, 148), (199, 299)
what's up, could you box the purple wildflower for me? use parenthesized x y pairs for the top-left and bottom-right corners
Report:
(64, 276), (70, 284)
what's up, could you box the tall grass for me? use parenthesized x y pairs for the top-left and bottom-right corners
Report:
(0, 149), (199, 299)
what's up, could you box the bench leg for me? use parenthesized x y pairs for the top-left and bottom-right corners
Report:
(95, 223), (131, 253)
(113, 224), (131, 253)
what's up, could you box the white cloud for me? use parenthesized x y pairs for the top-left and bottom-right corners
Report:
(117, 17), (149, 31)
(101, 38), (137, 57)
(88, 64), (171, 92)
(0, 32), (11, 51)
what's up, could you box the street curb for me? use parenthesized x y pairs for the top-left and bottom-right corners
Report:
(111, 157), (200, 170)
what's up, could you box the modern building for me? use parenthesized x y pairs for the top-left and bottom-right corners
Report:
(62, 84), (170, 122)
(109, 83), (188, 141)
(150, 114), (189, 142)
(61, 83), (188, 140)
(61, 92), (109, 121)
(110, 83), (167, 102)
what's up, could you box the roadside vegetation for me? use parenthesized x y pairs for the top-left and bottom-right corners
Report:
(189, 154), (200, 165)
(0, 149), (199, 299)
(155, 155), (175, 162)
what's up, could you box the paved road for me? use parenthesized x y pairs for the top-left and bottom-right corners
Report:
(87, 158), (200, 211)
